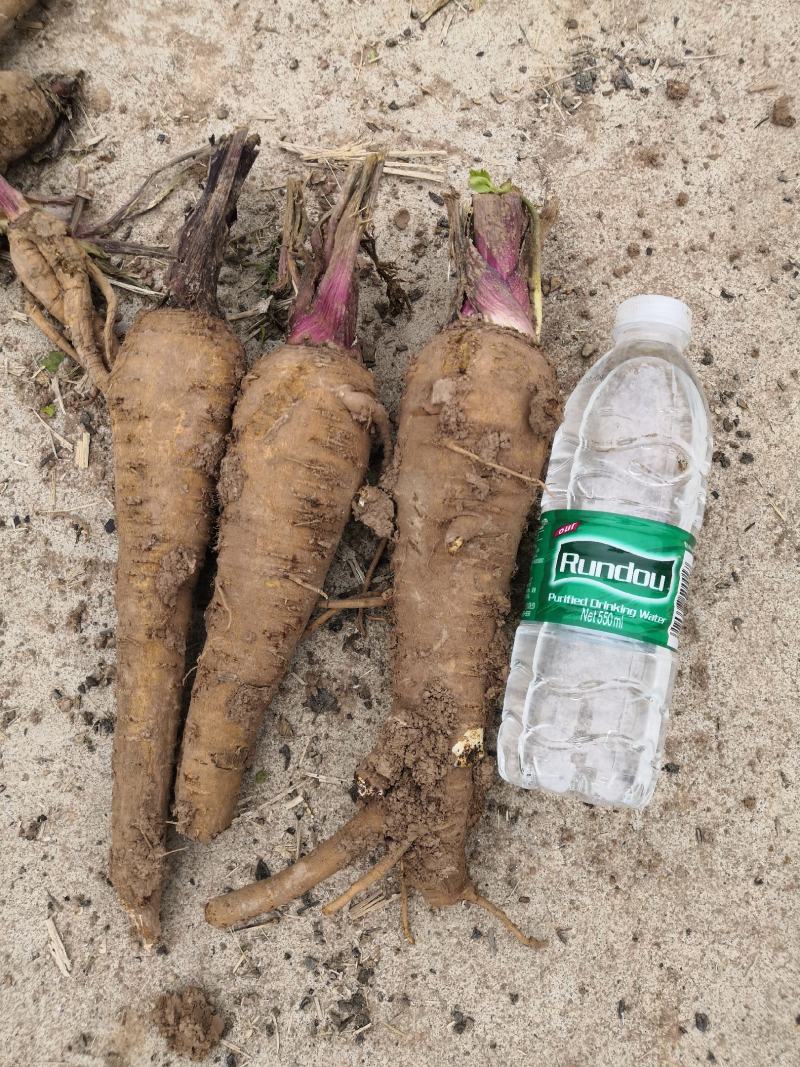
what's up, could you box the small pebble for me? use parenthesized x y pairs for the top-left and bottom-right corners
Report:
(695, 1012), (710, 1033)
(288, 58), (299, 70)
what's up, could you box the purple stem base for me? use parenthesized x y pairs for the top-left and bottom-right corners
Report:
(448, 189), (536, 339)
(287, 156), (382, 352)
(0, 175), (27, 220)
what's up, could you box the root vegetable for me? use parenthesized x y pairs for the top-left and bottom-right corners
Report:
(173, 157), (391, 843)
(109, 131), (258, 945)
(0, 70), (80, 172)
(0, 0), (36, 40)
(206, 175), (561, 946)
(0, 129), (259, 944)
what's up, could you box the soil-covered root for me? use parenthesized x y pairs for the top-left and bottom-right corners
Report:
(106, 308), (245, 945)
(107, 130), (259, 946)
(173, 156), (390, 843)
(0, 0), (36, 41)
(206, 176), (561, 947)
(0, 70), (80, 172)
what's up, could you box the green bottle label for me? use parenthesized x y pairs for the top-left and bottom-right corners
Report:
(522, 509), (695, 650)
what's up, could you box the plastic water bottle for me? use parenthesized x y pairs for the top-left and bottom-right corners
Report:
(498, 295), (712, 808)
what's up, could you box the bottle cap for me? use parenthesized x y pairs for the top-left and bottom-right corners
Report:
(612, 294), (692, 346)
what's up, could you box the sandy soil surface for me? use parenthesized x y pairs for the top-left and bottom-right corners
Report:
(1, 1), (799, 1065)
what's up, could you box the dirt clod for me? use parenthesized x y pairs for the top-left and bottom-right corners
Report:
(305, 684), (340, 716)
(666, 79), (689, 100)
(451, 1008), (474, 1034)
(353, 485), (394, 539)
(771, 95), (796, 127)
(152, 986), (225, 1061)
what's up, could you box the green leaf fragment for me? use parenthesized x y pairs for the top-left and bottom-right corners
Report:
(40, 350), (66, 374)
(254, 769), (267, 784)
(468, 168), (513, 195)
(40, 404), (56, 418)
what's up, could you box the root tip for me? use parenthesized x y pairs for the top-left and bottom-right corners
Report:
(462, 884), (547, 950)
(130, 905), (162, 949)
(204, 897), (229, 928)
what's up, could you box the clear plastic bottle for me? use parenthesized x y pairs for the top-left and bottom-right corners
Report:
(498, 295), (712, 808)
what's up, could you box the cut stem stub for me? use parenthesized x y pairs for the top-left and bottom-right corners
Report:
(446, 175), (554, 343)
(287, 155), (384, 351)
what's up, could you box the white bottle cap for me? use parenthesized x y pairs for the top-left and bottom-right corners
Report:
(612, 294), (692, 346)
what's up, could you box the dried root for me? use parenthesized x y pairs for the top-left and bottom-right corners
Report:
(1, 174), (115, 390)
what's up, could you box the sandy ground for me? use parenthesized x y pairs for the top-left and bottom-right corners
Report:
(1, 1), (799, 1064)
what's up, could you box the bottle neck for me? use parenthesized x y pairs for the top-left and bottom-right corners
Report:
(612, 323), (690, 354)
